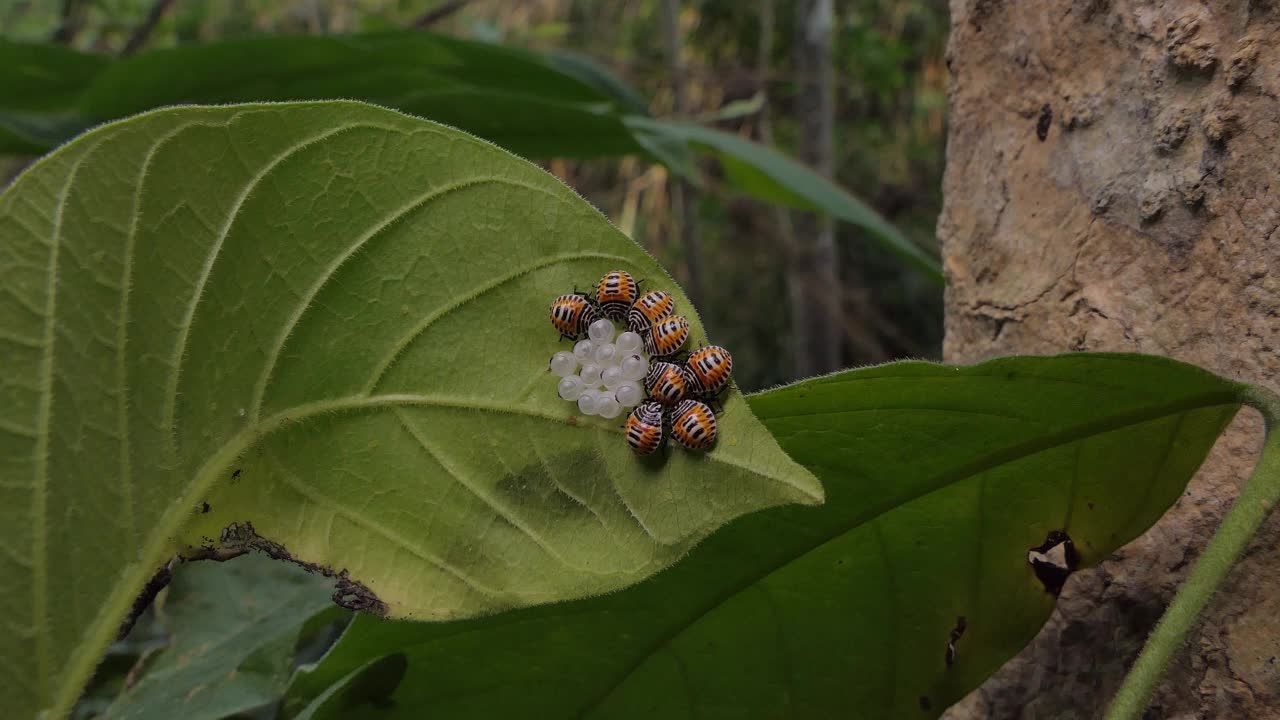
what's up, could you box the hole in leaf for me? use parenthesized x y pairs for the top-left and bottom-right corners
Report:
(945, 615), (967, 668)
(1027, 529), (1079, 595)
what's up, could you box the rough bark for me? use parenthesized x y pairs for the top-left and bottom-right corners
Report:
(790, 0), (844, 375)
(940, 1), (1280, 718)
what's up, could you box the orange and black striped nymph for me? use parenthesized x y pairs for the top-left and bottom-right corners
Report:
(671, 399), (717, 450)
(685, 345), (733, 397)
(625, 401), (666, 456)
(626, 290), (675, 334)
(644, 361), (690, 405)
(644, 315), (689, 357)
(549, 294), (600, 339)
(595, 270), (639, 321)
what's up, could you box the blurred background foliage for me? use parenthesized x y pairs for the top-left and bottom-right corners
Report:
(1, 0), (948, 390)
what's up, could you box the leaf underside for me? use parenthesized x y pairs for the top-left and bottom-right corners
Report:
(285, 353), (1240, 719)
(0, 101), (820, 719)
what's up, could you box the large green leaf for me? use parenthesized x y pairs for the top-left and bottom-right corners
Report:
(0, 40), (108, 154)
(0, 34), (643, 159)
(0, 35), (939, 281)
(0, 101), (820, 719)
(626, 117), (942, 283)
(104, 553), (335, 720)
(285, 354), (1241, 718)
(0, 40), (107, 113)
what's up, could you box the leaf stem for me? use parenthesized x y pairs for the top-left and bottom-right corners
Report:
(1106, 383), (1280, 719)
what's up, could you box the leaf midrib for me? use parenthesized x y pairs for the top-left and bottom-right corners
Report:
(162, 119), (397, 463)
(249, 175), (577, 421)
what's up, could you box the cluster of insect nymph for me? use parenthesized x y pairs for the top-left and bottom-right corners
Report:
(548, 270), (734, 456)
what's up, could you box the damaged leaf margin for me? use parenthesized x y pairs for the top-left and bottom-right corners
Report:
(0, 101), (820, 720)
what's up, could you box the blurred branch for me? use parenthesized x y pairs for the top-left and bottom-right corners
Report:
(788, 0), (843, 375)
(411, 0), (472, 29)
(121, 0), (177, 57)
(661, 0), (705, 306)
(756, 0), (798, 259)
(755, 1), (793, 227)
(49, 0), (86, 44)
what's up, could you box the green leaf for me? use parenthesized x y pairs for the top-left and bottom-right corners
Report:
(0, 40), (108, 113)
(0, 33), (644, 160)
(292, 654), (408, 720)
(104, 554), (335, 720)
(0, 40), (109, 154)
(0, 101), (820, 719)
(624, 117), (943, 283)
(285, 353), (1240, 718)
(0, 36), (926, 278)
(84, 33), (642, 160)
(543, 49), (652, 117)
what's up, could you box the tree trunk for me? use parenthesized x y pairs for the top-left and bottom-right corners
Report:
(940, 1), (1280, 717)
(790, 0), (843, 376)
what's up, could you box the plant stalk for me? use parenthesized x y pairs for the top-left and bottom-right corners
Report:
(1106, 384), (1280, 719)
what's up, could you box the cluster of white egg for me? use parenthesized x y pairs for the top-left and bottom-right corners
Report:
(550, 318), (649, 419)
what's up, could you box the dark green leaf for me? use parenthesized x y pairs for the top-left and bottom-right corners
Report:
(0, 35), (926, 279)
(105, 554), (334, 720)
(82, 33), (642, 159)
(625, 117), (943, 283)
(544, 50), (652, 116)
(292, 654), (408, 720)
(0, 40), (109, 154)
(0, 40), (108, 113)
(286, 353), (1240, 718)
(0, 33), (644, 159)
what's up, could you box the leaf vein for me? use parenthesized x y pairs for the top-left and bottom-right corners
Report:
(114, 119), (199, 555)
(393, 408), (594, 573)
(267, 451), (503, 599)
(161, 122), (394, 462)
(362, 250), (636, 394)
(253, 176), (569, 420)
(33, 139), (103, 703)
